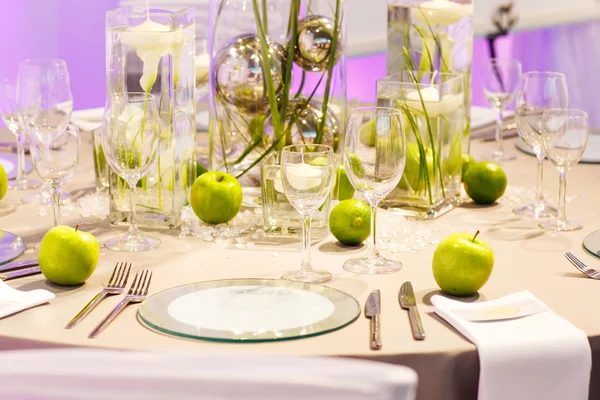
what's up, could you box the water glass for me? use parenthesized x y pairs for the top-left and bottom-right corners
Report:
(342, 107), (406, 275)
(103, 92), (161, 252)
(30, 124), (79, 227)
(514, 71), (568, 219)
(0, 80), (41, 190)
(539, 109), (588, 231)
(280, 144), (336, 284)
(481, 58), (522, 162)
(92, 127), (109, 192)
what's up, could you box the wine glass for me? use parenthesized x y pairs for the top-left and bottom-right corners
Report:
(280, 144), (336, 283)
(0, 80), (41, 190)
(539, 109), (588, 231)
(30, 124), (79, 227)
(17, 59), (73, 205)
(342, 107), (406, 275)
(514, 71), (568, 219)
(481, 58), (522, 162)
(103, 92), (161, 252)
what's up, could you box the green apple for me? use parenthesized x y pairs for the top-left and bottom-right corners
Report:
(432, 231), (494, 296)
(398, 142), (434, 191)
(38, 225), (100, 286)
(359, 120), (377, 146)
(0, 164), (7, 201)
(461, 153), (476, 181)
(334, 165), (355, 200)
(190, 171), (242, 224)
(463, 161), (507, 205)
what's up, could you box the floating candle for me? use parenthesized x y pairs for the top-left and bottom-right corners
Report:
(195, 53), (210, 84)
(412, 0), (471, 26)
(405, 85), (464, 117)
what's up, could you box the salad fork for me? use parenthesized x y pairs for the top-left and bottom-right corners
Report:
(564, 252), (600, 279)
(65, 262), (131, 329)
(89, 269), (152, 338)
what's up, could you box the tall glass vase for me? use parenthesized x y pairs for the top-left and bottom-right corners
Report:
(208, 0), (347, 188)
(387, 0), (473, 153)
(377, 71), (465, 218)
(106, 6), (196, 229)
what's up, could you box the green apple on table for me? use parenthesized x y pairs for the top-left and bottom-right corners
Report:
(38, 225), (100, 286)
(190, 171), (242, 224)
(0, 164), (7, 201)
(432, 231), (494, 296)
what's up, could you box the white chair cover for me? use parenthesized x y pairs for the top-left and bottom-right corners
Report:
(0, 349), (418, 400)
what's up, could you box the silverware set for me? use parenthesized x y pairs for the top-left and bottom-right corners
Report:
(0, 259), (40, 281)
(62, 262), (152, 338)
(565, 252), (600, 280)
(365, 282), (426, 350)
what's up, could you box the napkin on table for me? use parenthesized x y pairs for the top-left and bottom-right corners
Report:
(432, 291), (591, 400)
(0, 279), (54, 319)
(71, 108), (104, 132)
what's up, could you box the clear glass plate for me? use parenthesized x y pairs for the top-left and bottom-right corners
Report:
(0, 231), (26, 264)
(582, 230), (600, 259)
(138, 279), (361, 342)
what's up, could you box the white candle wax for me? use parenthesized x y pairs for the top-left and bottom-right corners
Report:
(405, 86), (464, 117)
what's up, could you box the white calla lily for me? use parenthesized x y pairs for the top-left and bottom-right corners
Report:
(412, 0), (471, 27)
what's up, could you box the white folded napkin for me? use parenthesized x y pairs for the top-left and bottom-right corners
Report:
(71, 108), (104, 132)
(0, 279), (55, 319)
(432, 291), (591, 400)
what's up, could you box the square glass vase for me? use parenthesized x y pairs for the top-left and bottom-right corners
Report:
(106, 6), (196, 229)
(377, 71), (465, 219)
(260, 152), (331, 237)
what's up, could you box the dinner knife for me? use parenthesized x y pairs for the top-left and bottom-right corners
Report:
(365, 290), (382, 350)
(399, 282), (426, 340)
(0, 266), (41, 281)
(0, 259), (39, 273)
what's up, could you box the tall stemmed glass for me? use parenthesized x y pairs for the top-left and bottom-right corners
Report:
(280, 144), (336, 283)
(17, 59), (73, 204)
(342, 107), (406, 275)
(539, 109), (588, 231)
(0, 80), (41, 190)
(482, 58), (522, 162)
(103, 93), (161, 252)
(30, 124), (79, 227)
(514, 71), (568, 218)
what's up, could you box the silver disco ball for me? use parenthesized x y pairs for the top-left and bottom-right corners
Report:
(213, 34), (287, 114)
(294, 15), (343, 72)
(264, 97), (339, 148)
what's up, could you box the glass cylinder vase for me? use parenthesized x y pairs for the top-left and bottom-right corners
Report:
(208, 0), (347, 188)
(377, 71), (465, 218)
(387, 0), (472, 153)
(106, 6), (196, 229)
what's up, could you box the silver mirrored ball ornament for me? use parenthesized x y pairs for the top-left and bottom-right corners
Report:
(294, 15), (343, 72)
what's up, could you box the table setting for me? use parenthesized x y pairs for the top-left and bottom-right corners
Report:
(0, 1), (599, 400)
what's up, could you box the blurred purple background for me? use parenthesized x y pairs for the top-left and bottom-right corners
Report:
(1, 0), (598, 125)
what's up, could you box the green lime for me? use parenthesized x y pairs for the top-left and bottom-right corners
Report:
(463, 161), (507, 204)
(461, 153), (476, 181)
(398, 142), (434, 191)
(329, 199), (371, 246)
(334, 165), (355, 200)
(0, 164), (6, 201)
(348, 153), (365, 179)
(359, 120), (377, 147)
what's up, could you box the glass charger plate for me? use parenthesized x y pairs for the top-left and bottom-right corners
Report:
(0, 153), (33, 180)
(0, 231), (26, 264)
(583, 230), (600, 259)
(516, 134), (600, 164)
(138, 278), (361, 342)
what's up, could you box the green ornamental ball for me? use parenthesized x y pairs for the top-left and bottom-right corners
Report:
(463, 161), (508, 205)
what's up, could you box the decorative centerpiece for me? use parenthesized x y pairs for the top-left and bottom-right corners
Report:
(106, 6), (196, 228)
(377, 71), (465, 218)
(208, 0), (346, 187)
(387, 0), (473, 152)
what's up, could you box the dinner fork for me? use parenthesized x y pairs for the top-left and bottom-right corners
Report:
(65, 262), (131, 329)
(88, 270), (152, 339)
(564, 252), (600, 279)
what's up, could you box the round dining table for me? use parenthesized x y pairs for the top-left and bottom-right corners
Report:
(1, 127), (599, 400)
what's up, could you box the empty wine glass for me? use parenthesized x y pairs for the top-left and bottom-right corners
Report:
(103, 92), (161, 252)
(0, 80), (41, 190)
(342, 107), (406, 275)
(481, 58), (522, 162)
(30, 123), (79, 228)
(17, 59), (74, 205)
(539, 109), (588, 231)
(280, 144), (336, 283)
(514, 71), (568, 219)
